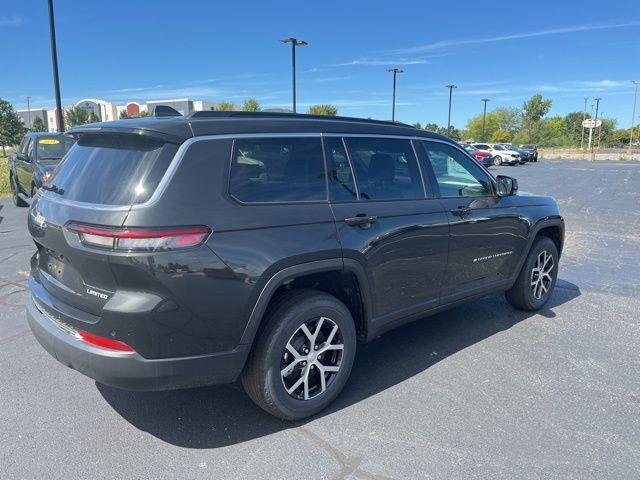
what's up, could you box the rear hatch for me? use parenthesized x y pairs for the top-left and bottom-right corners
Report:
(29, 132), (179, 317)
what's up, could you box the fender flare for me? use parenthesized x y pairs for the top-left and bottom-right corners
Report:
(508, 216), (565, 286)
(239, 258), (372, 345)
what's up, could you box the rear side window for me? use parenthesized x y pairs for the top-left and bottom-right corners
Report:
(229, 137), (326, 203)
(49, 133), (177, 206)
(345, 137), (424, 200)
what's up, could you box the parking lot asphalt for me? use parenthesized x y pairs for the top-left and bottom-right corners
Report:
(1, 159), (639, 479)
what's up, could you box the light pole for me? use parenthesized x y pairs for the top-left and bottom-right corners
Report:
(629, 81), (639, 154)
(280, 37), (308, 113)
(481, 98), (490, 141)
(592, 97), (601, 153)
(386, 68), (404, 122)
(48, 0), (64, 132)
(445, 84), (457, 134)
(580, 97), (588, 150)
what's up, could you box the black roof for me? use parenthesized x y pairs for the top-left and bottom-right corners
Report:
(67, 111), (449, 144)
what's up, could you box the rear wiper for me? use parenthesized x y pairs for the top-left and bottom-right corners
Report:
(42, 184), (65, 195)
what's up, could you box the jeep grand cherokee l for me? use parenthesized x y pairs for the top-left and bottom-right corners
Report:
(27, 111), (564, 420)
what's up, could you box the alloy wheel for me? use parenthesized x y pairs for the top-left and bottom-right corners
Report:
(494, 156), (502, 166)
(280, 316), (344, 401)
(530, 250), (554, 299)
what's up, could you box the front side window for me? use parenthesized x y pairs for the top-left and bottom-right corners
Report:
(423, 142), (492, 197)
(229, 137), (326, 203)
(345, 137), (424, 200)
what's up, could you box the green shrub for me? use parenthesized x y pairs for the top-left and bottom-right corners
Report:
(0, 159), (11, 198)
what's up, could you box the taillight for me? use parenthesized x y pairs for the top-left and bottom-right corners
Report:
(77, 330), (135, 352)
(67, 223), (211, 252)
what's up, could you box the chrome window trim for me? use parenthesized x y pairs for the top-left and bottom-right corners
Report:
(40, 131), (455, 211)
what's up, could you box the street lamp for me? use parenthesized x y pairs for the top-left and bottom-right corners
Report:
(629, 81), (639, 154)
(48, 0), (64, 132)
(386, 68), (404, 122)
(445, 84), (457, 134)
(481, 98), (490, 141)
(280, 37), (308, 113)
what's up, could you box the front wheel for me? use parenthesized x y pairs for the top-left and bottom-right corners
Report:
(493, 155), (502, 166)
(506, 236), (559, 311)
(241, 290), (357, 420)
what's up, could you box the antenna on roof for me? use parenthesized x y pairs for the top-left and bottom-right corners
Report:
(151, 105), (182, 117)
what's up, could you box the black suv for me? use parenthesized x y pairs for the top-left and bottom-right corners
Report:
(9, 132), (75, 206)
(26, 112), (564, 420)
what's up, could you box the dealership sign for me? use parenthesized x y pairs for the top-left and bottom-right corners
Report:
(582, 119), (602, 129)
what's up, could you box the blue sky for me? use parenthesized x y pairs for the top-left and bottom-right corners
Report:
(1, 0), (639, 128)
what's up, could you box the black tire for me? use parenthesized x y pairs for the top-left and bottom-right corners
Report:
(505, 236), (558, 311)
(241, 290), (357, 420)
(493, 155), (502, 166)
(11, 175), (28, 207)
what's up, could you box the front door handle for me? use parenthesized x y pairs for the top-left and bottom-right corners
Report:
(451, 206), (471, 218)
(345, 214), (378, 228)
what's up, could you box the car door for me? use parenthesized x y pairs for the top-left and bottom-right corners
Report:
(418, 140), (529, 302)
(17, 138), (34, 192)
(326, 135), (449, 327)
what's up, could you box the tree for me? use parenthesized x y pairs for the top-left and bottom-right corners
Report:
(307, 104), (338, 116)
(412, 122), (422, 129)
(65, 106), (90, 127)
(563, 111), (586, 145)
(242, 98), (261, 112)
(138, 110), (150, 118)
(522, 94), (552, 142)
(31, 116), (46, 132)
(491, 130), (512, 143)
(494, 107), (522, 133)
(119, 109), (129, 119)
(464, 112), (500, 141)
(0, 98), (27, 156)
(88, 112), (100, 123)
(216, 101), (236, 111)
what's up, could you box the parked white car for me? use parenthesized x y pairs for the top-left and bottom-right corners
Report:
(471, 143), (520, 166)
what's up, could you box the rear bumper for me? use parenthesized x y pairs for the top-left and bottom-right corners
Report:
(27, 296), (250, 391)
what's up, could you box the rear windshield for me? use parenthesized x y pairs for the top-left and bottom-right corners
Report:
(49, 133), (178, 206)
(36, 136), (75, 162)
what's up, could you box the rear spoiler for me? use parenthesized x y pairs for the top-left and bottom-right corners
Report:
(66, 125), (188, 144)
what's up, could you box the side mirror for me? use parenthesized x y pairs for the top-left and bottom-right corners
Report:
(16, 152), (29, 162)
(496, 175), (518, 196)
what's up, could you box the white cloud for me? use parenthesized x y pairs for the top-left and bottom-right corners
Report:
(0, 14), (23, 27)
(390, 21), (640, 54)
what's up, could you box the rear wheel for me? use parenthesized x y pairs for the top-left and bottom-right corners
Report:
(506, 236), (558, 311)
(493, 155), (502, 166)
(11, 175), (28, 207)
(241, 290), (356, 420)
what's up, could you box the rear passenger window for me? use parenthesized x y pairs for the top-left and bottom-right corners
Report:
(230, 137), (326, 203)
(345, 137), (424, 200)
(325, 137), (357, 201)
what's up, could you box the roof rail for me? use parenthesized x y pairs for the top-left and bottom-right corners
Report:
(151, 105), (182, 117)
(187, 110), (415, 128)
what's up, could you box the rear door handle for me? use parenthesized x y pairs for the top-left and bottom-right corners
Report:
(451, 207), (471, 218)
(345, 214), (378, 228)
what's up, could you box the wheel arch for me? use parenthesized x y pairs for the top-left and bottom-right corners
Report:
(239, 258), (372, 346)
(508, 217), (565, 287)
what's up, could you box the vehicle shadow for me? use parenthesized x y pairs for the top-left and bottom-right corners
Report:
(97, 279), (580, 449)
